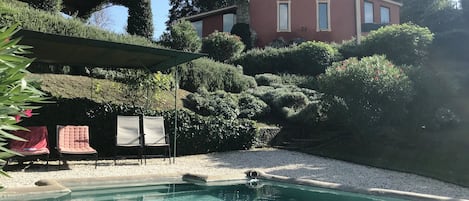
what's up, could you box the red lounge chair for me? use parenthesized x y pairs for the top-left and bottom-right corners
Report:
(57, 125), (98, 168)
(8, 126), (50, 168)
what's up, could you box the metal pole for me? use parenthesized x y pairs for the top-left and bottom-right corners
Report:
(173, 66), (178, 164)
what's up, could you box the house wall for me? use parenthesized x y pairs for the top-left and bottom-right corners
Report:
(201, 15), (223, 37)
(249, 0), (400, 47)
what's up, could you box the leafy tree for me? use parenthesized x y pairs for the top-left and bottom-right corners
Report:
(0, 25), (46, 176)
(126, 0), (154, 39)
(202, 31), (245, 62)
(401, 0), (463, 32)
(159, 19), (201, 52)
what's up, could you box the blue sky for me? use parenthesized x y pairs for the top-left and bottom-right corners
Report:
(104, 0), (170, 39)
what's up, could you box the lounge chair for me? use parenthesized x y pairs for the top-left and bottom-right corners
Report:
(57, 125), (98, 168)
(8, 126), (50, 168)
(142, 116), (171, 164)
(115, 115), (143, 164)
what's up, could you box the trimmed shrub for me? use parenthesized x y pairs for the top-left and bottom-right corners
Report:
(255, 73), (282, 86)
(185, 88), (239, 120)
(20, 0), (62, 12)
(279, 74), (317, 89)
(238, 93), (270, 119)
(178, 58), (256, 93)
(230, 23), (252, 50)
(318, 55), (414, 128)
(342, 23), (434, 66)
(202, 31), (245, 62)
(230, 41), (340, 76)
(22, 98), (257, 156)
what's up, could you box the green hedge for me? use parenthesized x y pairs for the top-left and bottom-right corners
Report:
(19, 0), (62, 12)
(178, 58), (256, 93)
(340, 23), (434, 66)
(21, 98), (258, 156)
(0, 0), (160, 48)
(230, 41), (340, 76)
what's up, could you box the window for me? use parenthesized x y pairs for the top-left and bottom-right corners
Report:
(277, 1), (291, 32)
(380, 6), (390, 24)
(192, 20), (203, 38)
(317, 0), (330, 31)
(364, 1), (374, 23)
(223, 13), (236, 32)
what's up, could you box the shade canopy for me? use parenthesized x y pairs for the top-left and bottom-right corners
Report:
(15, 29), (204, 72)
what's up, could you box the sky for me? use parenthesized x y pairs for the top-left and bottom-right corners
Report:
(103, 0), (170, 40)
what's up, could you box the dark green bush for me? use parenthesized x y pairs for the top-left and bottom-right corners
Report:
(238, 93), (270, 119)
(20, 0), (62, 12)
(279, 74), (317, 89)
(432, 29), (469, 61)
(318, 55), (414, 128)
(22, 98), (257, 156)
(185, 88), (239, 120)
(126, 0), (154, 39)
(159, 19), (201, 52)
(230, 41), (340, 76)
(202, 31), (245, 62)
(230, 23), (252, 50)
(255, 73), (282, 86)
(178, 58), (256, 93)
(342, 23), (434, 66)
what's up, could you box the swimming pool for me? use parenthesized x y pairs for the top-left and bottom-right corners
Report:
(44, 179), (406, 201)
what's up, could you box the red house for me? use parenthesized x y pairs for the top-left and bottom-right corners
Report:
(185, 0), (402, 47)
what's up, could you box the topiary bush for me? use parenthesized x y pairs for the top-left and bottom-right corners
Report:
(343, 23), (434, 66)
(202, 31), (245, 62)
(230, 41), (340, 76)
(255, 73), (282, 86)
(178, 58), (256, 93)
(230, 23), (252, 50)
(318, 55), (414, 128)
(184, 88), (239, 120)
(159, 19), (201, 52)
(279, 74), (317, 89)
(238, 93), (270, 119)
(126, 0), (154, 39)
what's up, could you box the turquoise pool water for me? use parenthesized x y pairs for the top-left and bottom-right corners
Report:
(44, 180), (408, 201)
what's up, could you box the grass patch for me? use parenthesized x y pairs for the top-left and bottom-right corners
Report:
(29, 73), (189, 111)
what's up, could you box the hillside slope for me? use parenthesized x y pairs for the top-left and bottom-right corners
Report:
(29, 73), (190, 111)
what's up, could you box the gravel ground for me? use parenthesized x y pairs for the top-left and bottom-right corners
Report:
(2, 148), (469, 199)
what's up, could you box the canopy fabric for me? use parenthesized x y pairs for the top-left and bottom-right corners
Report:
(15, 29), (204, 72)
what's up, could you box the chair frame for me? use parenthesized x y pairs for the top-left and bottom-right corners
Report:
(115, 115), (144, 165)
(142, 116), (171, 164)
(56, 125), (98, 169)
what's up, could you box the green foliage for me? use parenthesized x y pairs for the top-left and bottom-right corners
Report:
(185, 88), (239, 120)
(230, 23), (252, 50)
(343, 23), (434, 66)
(238, 93), (270, 119)
(279, 74), (317, 89)
(159, 20), (201, 52)
(202, 31), (245, 62)
(24, 98), (257, 156)
(0, 25), (46, 175)
(231, 41), (340, 75)
(255, 73), (282, 86)
(0, 1), (160, 48)
(126, 0), (154, 39)
(247, 85), (322, 124)
(19, 0), (62, 12)
(184, 88), (269, 120)
(432, 29), (469, 60)
(318, 55), (414, 128)
(178, 58), (256, 93)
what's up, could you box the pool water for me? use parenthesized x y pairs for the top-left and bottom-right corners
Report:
(49, 180), (408, 201)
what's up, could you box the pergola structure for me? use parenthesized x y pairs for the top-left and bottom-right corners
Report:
(15, 29), (205, 163)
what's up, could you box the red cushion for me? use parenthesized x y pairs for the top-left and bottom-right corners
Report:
(10, 126), (50, 155)
(58, 126), (97, 154)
